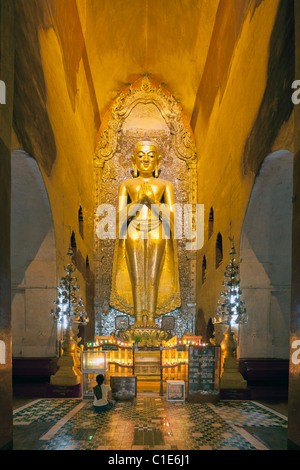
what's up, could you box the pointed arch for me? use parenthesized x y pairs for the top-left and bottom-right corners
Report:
(216, 233), (223, 268)
(202, 255), (207, 284)
(208, 207), (214, 239)
(93, 75), (198, 335)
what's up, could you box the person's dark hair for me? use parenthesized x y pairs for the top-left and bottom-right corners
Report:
(96, 374), (105, 385)
(94, 374), (105, 400)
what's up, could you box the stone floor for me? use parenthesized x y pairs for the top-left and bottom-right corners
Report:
(12, 393), (289, 451)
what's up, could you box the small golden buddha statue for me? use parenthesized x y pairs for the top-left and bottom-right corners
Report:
(110, 140), (181, 328)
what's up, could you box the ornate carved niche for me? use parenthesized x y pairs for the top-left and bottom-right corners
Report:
(93, 75), (198, 335)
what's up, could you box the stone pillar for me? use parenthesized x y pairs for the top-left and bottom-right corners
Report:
(0, 0), (14, 450)
(288, 0), (300, 450)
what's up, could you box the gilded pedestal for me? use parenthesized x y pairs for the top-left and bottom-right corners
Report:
(134, 349), (161, 392)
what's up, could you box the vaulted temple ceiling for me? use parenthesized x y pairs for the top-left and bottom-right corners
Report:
(76, 0), (220, 121)
(13, 0), (283, 173)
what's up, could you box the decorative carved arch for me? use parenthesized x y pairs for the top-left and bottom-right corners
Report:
(93, 75), (198, 335)
(94, 75), (197, 168)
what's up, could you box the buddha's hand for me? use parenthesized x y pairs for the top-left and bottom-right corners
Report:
(138, 182), (156, 208)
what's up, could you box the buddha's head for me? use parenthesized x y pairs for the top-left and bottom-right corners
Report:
(131, 140), (161, 177)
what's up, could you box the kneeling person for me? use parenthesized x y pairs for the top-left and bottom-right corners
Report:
(93, 374), (115, 412)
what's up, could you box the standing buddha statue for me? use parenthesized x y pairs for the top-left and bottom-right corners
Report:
(110, 140), (181, 328)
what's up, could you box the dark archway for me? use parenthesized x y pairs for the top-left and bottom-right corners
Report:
(239, 150), (293, 359)
(11, 150), (57, 357)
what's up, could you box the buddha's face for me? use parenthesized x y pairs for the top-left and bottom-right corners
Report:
(133, 143), (159, 175)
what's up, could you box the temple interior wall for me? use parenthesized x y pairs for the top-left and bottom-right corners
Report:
(1, 0), (299, 448)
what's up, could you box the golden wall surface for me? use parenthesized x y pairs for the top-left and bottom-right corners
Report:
(192, 0), (294, 341)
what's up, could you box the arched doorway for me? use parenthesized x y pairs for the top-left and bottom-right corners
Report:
(11, 150), (57, 358)
(239, 150), (293, 359)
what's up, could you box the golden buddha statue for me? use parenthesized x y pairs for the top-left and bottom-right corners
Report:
(110, 140), (181, 328)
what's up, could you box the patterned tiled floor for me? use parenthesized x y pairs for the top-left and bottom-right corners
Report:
(13, 395), (288, 450)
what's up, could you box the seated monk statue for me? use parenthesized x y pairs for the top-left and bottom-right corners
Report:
(110, 140), (180, 328)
